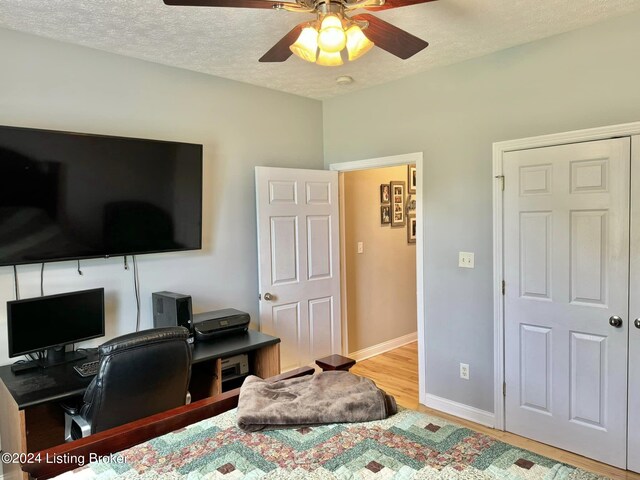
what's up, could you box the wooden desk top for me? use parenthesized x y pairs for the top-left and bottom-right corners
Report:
(0, 330), (280, 409)
(0, 352), (98, 409)
(191, 330), (280, 364)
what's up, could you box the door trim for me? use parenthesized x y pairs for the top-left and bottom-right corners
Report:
(629, 135), (640, 473)
(493, 121), (640, 431)
(329, 152), (425, 404)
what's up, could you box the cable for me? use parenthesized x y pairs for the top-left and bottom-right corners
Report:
(133, 255), (140, 331)
(124, 256), (129, 270)
(13, 265), (20, 300)
(40, 262), (45, 296)
(27, 352), (42, 362)
(77, 260), (83, 276)
(133, 255), (141, 331)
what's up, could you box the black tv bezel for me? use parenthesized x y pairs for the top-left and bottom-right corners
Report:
(7, 287), (106, 359)
(0, 125), (204, 267)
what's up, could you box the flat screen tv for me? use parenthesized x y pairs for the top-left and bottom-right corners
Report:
(0, 125), (203, 266)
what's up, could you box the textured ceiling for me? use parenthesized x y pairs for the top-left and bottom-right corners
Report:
(0, 0), (639, 99)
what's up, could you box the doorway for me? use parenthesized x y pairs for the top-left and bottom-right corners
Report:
(341, 165), (417, 356)
(330, 152), (426, 404)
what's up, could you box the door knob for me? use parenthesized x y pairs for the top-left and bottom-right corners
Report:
(609, 316), (623, 328)
(635, 319), (640, 329)
(263, 293), (274, 301)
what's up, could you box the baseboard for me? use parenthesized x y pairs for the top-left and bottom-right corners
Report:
(348, 332), (417, 362)
(424, 393), (495, 428)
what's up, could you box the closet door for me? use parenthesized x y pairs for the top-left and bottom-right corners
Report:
(504, 138), (630, 468)
(629, 135), (640, 474)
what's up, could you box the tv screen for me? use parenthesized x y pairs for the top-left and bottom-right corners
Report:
(7, 288), (105, 358)
(0, 125), (202, 266)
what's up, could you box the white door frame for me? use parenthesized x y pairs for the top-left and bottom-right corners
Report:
(493, 121), (640, 431)
(330, 152), (426, 404)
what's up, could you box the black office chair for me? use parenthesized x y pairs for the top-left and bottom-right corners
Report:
(63, 326), (192, 441)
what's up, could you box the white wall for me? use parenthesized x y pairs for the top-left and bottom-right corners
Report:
(323, 10), (640, 413)
(0, 27), (324, 366)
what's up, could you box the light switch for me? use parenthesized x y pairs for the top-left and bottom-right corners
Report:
(357, 242), (364, 254)
(459, 252), (474, 268)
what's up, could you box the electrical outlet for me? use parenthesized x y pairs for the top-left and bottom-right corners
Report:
(460, 363), (470, 380)
(458, 252), (474, 268)
(357, 242), (364, 254)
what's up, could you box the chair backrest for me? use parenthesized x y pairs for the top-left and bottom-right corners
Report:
(81, 326), (192, 434)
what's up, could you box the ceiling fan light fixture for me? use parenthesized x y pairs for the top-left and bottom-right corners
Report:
(316, 49), (344, 67)
(289, 26), (319, 62)
(345, 24), (374, 61)
(317, 14), (347, 53)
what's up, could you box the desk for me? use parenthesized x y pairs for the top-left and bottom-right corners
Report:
(0, 330), (280, 480)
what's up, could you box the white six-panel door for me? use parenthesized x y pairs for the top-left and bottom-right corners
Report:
(255, 167), (341, 371)
(503, 138), (631, 467)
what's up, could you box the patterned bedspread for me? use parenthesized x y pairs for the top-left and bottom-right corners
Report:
(54, 408), (605, 479)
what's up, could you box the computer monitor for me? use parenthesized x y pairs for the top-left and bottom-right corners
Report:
(7, 288), (105, 367)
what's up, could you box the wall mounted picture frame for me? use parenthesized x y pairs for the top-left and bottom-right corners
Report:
(406, 194), (416, 215)
(381, 205), (391, 225)
(407, 216), (416, 243)
(408, 164), (417, 194)
(380, 184), (390, 204)
(390, 181), (406, 227)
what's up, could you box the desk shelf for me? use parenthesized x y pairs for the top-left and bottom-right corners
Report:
(189, 337), (281, 401)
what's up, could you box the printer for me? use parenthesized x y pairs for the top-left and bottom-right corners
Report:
(193, 308), (250, 341)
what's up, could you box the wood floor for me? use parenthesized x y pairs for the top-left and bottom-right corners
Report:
(350, 341), (420, 410)
(351, 341), (640, 480)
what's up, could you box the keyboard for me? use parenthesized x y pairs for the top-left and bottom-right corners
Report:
(74, 360), (99, 377)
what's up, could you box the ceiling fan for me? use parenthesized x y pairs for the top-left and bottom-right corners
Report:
(163, 0), (436, 66)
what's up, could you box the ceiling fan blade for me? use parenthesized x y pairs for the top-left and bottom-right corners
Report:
(164, 0), (287, 10)
(259, 24), (304, 62)
(352, 13), (428, 59)
(364, 0), (437, 12)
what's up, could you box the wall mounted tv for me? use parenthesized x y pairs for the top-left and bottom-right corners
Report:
(0, 125), (203, 266)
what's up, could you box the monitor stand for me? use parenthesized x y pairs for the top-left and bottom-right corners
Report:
(38, 347), (87, 368)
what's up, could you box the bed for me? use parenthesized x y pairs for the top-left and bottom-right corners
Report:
(20, 367), (314, 479)
(21, 367), (605, 480)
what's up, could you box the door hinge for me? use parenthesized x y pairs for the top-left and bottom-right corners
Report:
(503, 382), (506, 397)
(258, 293), (262, 300)
(501, 280), (505, 295)
(495, 175), (505, 191)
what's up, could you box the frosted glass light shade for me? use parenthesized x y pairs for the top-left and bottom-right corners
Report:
(317, 14), (346, 53)
(290, 27), (319, 62)
(316, 49), (343, 67)
(346, 25), (374, 61)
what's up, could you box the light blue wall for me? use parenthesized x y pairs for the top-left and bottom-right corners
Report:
(323, 10), (640, 412)
(0, 27), (324, 366)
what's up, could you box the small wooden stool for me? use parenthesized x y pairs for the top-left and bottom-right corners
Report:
(315, 354), (356, 372)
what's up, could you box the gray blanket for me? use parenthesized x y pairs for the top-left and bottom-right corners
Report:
(236, 371), (397, 432)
